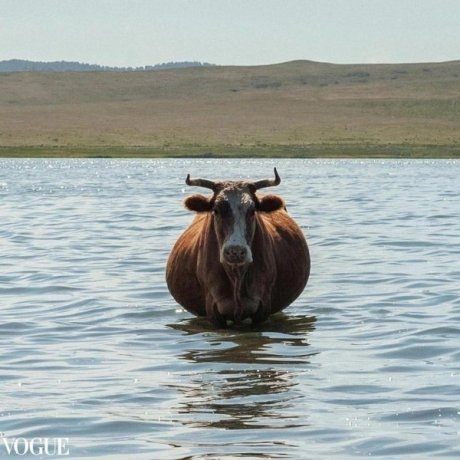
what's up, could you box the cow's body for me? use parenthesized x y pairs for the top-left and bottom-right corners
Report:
(166, 170), (310, 327)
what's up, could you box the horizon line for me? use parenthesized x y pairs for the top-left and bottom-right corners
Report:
(1, 57), (459, 69)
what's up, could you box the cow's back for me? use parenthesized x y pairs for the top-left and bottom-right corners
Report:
(166, 214), (207, 316)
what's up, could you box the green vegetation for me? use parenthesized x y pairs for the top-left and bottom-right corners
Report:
(2, 143), (459, 158)
(1, 60), (459, 158)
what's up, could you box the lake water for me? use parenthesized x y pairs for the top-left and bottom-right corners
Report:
(0, 158), (459, 459)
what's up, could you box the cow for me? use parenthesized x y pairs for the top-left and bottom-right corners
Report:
(166, 168), (310, 328)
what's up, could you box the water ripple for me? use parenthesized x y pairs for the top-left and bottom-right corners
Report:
(0, 159), (459, 459)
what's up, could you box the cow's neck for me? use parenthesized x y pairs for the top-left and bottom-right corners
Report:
(223, 263), (249, 323)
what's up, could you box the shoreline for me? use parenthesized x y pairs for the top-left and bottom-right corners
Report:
(1, 144), (459, 159)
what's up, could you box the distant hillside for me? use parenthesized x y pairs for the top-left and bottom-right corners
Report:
(0, 59), (459, 157)
(0, 59), (216, 72)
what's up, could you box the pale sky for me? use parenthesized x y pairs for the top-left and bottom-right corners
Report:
(1, 0), (459, 66)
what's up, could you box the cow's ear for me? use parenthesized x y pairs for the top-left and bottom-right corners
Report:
(184, 194), (213, 213)
(258, 194), (285, 213)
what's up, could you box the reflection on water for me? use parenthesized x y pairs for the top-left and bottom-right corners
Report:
(171, 314), (316, 362)
(172, 368), (299, 430)
(168, 315), (316, 431)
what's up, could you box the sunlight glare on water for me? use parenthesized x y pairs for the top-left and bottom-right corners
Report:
(0, 158), (459, 459)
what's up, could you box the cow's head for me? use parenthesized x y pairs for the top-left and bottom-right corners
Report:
(184, 168), (284, 267)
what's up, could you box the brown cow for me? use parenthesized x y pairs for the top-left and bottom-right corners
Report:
(166, 168), (310, 327)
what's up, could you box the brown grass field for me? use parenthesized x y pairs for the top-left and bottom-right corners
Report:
(0, 60), (459, 157)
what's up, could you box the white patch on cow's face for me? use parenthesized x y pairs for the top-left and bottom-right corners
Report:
(219, 190), (253, 265)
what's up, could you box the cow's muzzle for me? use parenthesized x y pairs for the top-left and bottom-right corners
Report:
(222, 244), (252, 266)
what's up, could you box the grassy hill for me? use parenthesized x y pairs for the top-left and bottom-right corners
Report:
(1, 60), (459, 157)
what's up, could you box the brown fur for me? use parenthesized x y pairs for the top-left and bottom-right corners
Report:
(166, 189), (310, 327)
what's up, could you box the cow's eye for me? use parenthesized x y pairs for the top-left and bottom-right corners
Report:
(248, 207), (256, 217)
(214, 202), (230, 217)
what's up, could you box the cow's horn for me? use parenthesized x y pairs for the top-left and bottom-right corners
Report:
(252, 168), (281, 190)
(185, 174), (217, 190)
